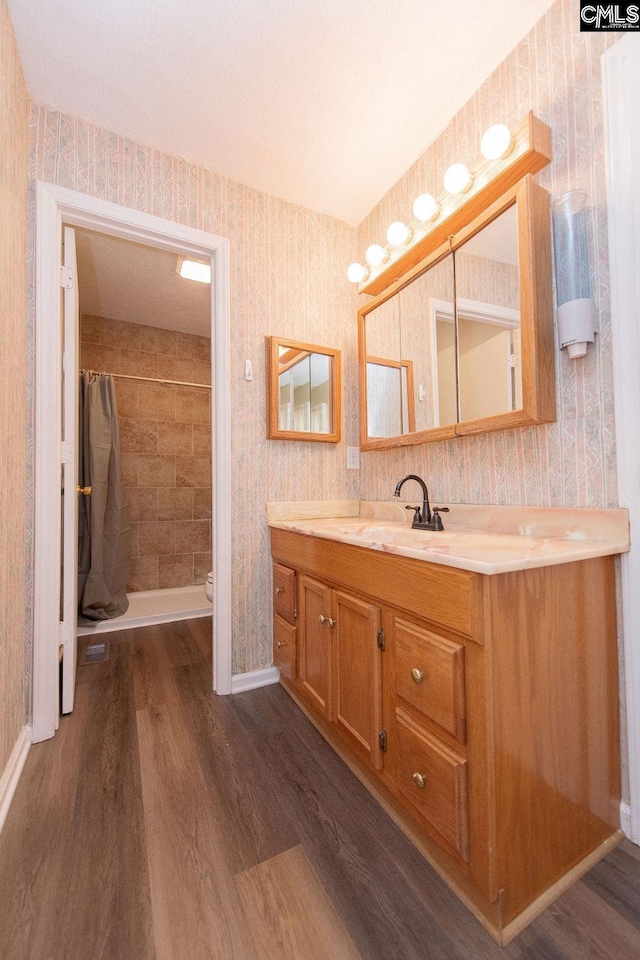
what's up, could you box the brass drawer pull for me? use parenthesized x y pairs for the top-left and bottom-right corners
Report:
(411, 667), (424, 683)
(319, 614), (327, 624)
(328, 618), (336, 628)
(412, 772), (426, 789)
(77, 485), (92, 496)
(277, 641), (286, 648)
(275, 586), (284, 595)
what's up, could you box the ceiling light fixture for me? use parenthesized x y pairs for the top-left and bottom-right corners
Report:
(347, 262), (369, 283)
(386, 221), (413, 246)
(480, 123), (514, 161)
(412, 194), (440, 222)
(176, 257), (211, 283)
(443, 163), (473, 194)
(365, 244), (389, 267)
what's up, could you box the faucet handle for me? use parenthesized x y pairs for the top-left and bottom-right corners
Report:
(405, 505), (422, 524)
(431, 506), (449, 531)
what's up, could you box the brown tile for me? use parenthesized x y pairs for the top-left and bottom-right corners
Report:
(157, 355), (195, 383)
(193, 488), (212, 519)
(130, 522), (139, 557)
(81, 314), (102, 343)
(192, 360), (211, 385)
(176, 457), (211, 488)
(194, 552), (211, 584)
(115, 380), (139, 419)
(80, 341), (121, 374)
(101, 317), (141, 351)
(157, 421), (192, 456)
(176, 331), (211, 360)
(157, 488), (193, 521)
(175, 387), (210, 423)
(127, 487), (158, 522)
(121, 349), (159, 378)
(175, 520), (210, 554)
(120, 418), (158, 454)
(192, 423), (211, 457)
(139, 325), (179, 356)
(122, 452), (139, 487)
(139, 455), (176, 487)
(158, 554), (195, 589)
(128, 556), (158, 592)
(138, 381), (176, 420)
(138, 521), (176, 557)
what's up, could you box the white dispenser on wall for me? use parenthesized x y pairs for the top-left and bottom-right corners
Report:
(551, 190), (598, 359)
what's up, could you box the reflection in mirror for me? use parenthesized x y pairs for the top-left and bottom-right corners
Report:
(454, 205), (521, 422)
(366, 358), (414, 437)
(267, 337), (340, 442)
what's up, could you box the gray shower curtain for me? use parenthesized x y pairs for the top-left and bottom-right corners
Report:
(77, 371), (131, 622)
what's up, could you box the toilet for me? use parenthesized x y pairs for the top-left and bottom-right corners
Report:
(205, 572), (213, 603)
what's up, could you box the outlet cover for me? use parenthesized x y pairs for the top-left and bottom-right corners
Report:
(346, 446), (360, 470)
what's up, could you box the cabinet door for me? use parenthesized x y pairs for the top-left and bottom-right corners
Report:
(333, 591), (383, 769)
(274, 615), (296, 682)
(299, 575), (333, 718)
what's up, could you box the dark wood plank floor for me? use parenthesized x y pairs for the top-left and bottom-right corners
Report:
(1, 617), (639, 959)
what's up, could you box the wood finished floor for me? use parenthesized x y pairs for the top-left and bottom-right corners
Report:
(1, 617), (639, 959)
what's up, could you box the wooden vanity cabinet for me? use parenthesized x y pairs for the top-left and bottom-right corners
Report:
(269, 528), (621, 945)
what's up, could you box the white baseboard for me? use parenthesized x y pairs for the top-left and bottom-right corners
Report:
(0, 726), (31, 835)
(231, 666), (280, 694)
(621, 800), (633, 840)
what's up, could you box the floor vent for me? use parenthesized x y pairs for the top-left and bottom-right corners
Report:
(80, 641), (110, 665)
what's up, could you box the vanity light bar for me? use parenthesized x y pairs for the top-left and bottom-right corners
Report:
(349, 111), (552, 298)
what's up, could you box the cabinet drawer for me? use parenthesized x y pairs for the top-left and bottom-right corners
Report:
(396, 708), (469, 861)
(274, 615), (296, 682)
(395, 618), (466, 743)
(273, 563), (296, 624)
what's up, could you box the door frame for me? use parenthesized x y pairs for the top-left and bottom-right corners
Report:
(33, 181), (232, 742)
(602, 35), (640, 842)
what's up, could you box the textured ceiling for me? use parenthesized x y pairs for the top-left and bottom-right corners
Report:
(75, 228), (211, 336)
(10, 0), (555, 225)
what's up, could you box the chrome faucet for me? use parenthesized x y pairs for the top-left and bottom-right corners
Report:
(393, 474), (449, 531)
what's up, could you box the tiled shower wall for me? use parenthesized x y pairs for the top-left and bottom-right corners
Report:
(358, 1), (619, 510)
(79, 315), (212, 592)
(28, 107), (359, 677)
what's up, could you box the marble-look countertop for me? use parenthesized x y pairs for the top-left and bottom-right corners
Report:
(266, 500), (630, 575)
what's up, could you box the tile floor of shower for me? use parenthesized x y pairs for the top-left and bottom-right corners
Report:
(77, 584), (212, 637)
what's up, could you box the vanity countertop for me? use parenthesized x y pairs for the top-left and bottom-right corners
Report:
(266, 500), (630, 575)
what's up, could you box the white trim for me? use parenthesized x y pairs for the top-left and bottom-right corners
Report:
(430, 296), (520, 329)
(33, 182), (232, 741)
(231, 667), (280, 694)
(603, 36), (640, 844)
(0, 727), (31, 835)
(621, 800), (632, 839)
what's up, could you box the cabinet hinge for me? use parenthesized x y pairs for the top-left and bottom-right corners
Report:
(378, 728), (388, 753)
(377, 627), (386, 650)
(60, 265), (74, 289)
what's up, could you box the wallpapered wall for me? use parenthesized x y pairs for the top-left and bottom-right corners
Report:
(358, 1), (618, 511)
(28, 106), (359, 676)
(0, 0), (29, 772)
(80, 316), (213, 593)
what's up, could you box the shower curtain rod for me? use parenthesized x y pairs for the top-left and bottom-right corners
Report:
(81, 369), (212, 390)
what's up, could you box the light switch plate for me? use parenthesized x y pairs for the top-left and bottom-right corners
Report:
(346, 446), (360, 470)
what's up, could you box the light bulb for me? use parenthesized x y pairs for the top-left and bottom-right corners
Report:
(443, 163), (473, 194)
(365, 244), (388, 267)
(347, 262), (368, 283)
(480, 123), (513, 161)
(412, 194), (440, 222)
(386, 221), (412, 246)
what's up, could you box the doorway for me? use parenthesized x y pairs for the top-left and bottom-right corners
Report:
(33, 182), (232, 743)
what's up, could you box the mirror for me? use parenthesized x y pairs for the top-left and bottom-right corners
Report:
(358, 176), (554, 449)
(266, 337), (341, 442)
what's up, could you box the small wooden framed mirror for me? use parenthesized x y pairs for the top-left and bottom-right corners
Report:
(266, 336), (341, 442)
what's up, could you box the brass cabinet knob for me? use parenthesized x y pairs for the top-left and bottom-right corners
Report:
(319, 614), (327, 624)
(77, 485), (92, 496)
(412, 772), (426, 789)
(411, 667), (424, 683)
(275, 586), (284, 595)
(327, 618), (336, 628)
(277, 641), (285, 648)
